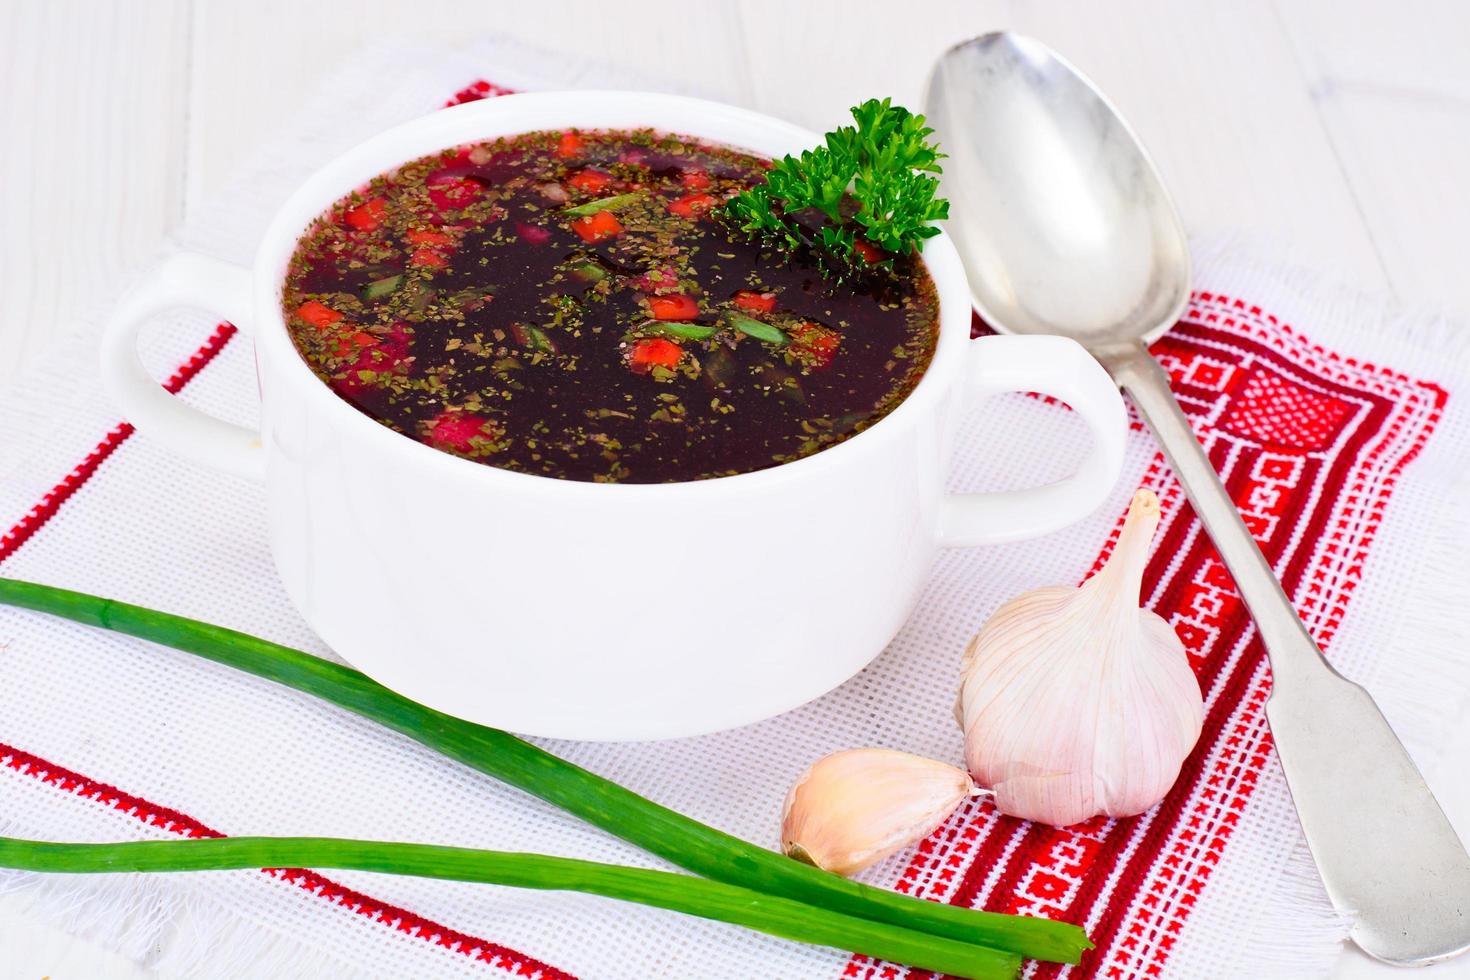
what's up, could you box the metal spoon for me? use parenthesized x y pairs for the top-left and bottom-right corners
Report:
(926, 31), (1470, 966)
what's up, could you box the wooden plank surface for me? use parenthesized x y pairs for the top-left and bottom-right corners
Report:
(186, 0), (753, 203)
(2, 1), (1470, 977)
(0, 0), (192, 391)
(1278, 0), (1470, 315)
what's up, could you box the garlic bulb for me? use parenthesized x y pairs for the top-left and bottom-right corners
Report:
(958, 489), (1203, 827)
(781, 748), (974, 875)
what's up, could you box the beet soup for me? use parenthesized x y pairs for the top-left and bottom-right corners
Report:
(281, 128), (939, 483)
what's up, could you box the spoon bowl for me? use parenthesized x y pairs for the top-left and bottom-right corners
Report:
(926, 32), (1189, 347)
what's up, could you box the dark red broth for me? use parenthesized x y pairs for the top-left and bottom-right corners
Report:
(282, 129), (939, 483)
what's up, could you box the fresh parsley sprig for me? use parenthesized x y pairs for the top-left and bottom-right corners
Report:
(721, 98), (950, 266)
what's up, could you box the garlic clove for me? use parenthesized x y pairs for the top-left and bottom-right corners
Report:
(781, 748), (974, 876)
(959, 489), (1204, 827)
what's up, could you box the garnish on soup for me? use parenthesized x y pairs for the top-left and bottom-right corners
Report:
(282, 128), (939, 483)
(720, 98), (949, 269)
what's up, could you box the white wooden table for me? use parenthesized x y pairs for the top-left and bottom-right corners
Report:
(3, 1), (1469, 977)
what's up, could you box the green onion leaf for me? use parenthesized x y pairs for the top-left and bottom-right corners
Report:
(728, 312), (787, 344)
(644, 321), (718, 341)
(568, 260), (608, 283)
(0, 836), (1022, 979)
(362, 274), (403, 301)
(563, 193), (642, 217)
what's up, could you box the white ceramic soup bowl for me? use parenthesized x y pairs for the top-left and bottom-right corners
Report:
(101, 91), (1127, 741)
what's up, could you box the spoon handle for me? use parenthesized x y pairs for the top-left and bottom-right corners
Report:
(1099, 342), (1470, 965)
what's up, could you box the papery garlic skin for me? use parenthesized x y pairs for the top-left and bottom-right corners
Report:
(959, 489), (1204, 827)
(781, 748), (974, 876)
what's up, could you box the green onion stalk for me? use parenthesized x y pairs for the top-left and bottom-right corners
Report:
(0, 577), (1090, 965)
(0, 836), (1020, 979)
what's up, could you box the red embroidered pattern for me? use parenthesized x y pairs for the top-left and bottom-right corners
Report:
(0, 742), (573, 979)
(848, 294), (1447, 979)
(0, 323), (236, 564)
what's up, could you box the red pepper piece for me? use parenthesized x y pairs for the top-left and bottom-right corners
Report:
(646, 294), (699, 321)
(680, 170), (711, 189)
(791, 321), (840, 368)
(427, 411), (501, 454)
(296, 300), (343, 330)
(853, 239), (884, 264)
(669, 192), (718, 219)
(567, 169), (612, 194)
(411, 249), (448, 268)
(556, 131), (585, 158)
(334, 323), (414, 397)
(344, 197), (387, 231)
(332, 330), (378, 359)
(571, 211), (623, 243)
(732, 290), (777, 314)
(406, 228), (454, 246)
(628, 337), (684, 373)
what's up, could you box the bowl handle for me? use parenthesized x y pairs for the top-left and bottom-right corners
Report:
(99, 253), (264, 482)
(940, 334), (1127, 547)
